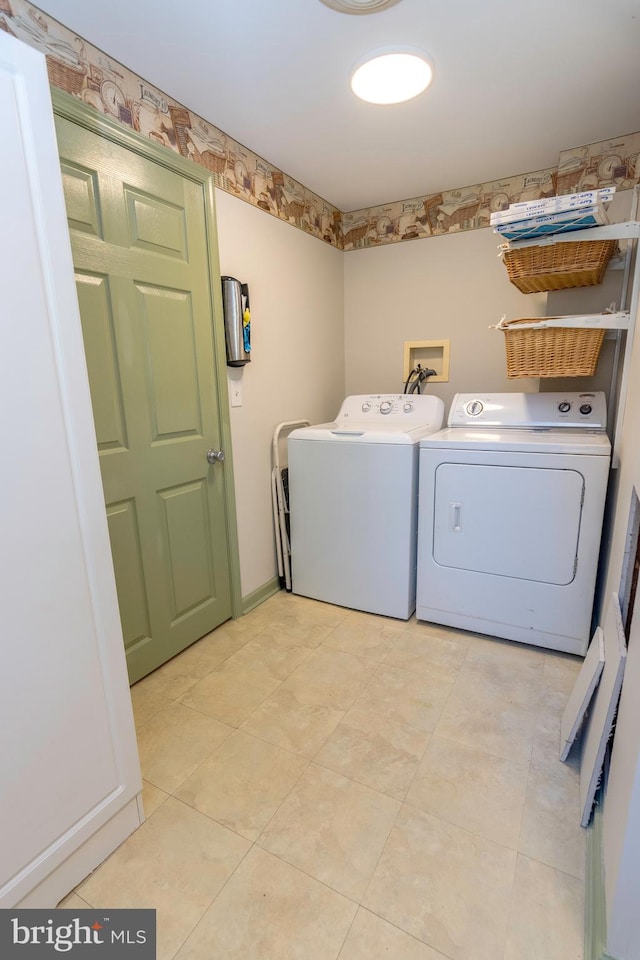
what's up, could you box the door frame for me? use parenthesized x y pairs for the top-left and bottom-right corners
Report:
(52, 87), (243, 621)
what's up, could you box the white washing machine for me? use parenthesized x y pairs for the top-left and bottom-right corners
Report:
(288, 394), (445, 619)
(416, 392), (611, 655)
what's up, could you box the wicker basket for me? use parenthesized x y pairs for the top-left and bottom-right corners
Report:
(45, 55), (86, 96)
(501, 318), (605, 378)
(197, 149), (227, 174)
(502, 239), (616, 294)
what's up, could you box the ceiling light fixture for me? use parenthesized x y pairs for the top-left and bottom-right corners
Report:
(319, 0), (403, 13)
(350, 50), (433, 104)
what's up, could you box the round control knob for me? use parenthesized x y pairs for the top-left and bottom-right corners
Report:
(361, 401), (371, 413)
(380, 400), (393, 414)
(580, 403), (593, 415)
(465, 400), (484, 417)
(558, 401), (571, 413)
(403, 402), (414, 413)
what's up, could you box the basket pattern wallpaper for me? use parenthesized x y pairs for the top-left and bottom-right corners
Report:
(2, 0), (639, 252)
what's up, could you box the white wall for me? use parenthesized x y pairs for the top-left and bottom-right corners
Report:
(215, 189), (345, 600)
(598, 258), (640, 958)
(0, 32), (141, 906)
(344, 225), (547, 410)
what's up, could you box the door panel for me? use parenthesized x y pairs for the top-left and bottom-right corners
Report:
(159, 480), (217, 619)
(138, 283), (202, 439)
(57, 117), (232, 682)
(106, 499), (152, 653)
(75, 272), (128, 450)
(59, 162), (102, 237)
(433, 463), (584, 585)
(125, 187), (188, 258)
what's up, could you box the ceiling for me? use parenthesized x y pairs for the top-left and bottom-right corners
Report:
(35, 0), (640, 211)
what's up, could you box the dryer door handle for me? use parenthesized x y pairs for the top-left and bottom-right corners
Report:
(449, 501), (463, 533)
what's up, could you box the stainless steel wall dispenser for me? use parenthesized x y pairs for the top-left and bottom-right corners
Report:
(221, 275), (251, 366)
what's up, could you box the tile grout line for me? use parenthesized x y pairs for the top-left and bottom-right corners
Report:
(129, 596), (586, 959)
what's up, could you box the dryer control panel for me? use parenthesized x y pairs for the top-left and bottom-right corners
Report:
(448, 392), (607, 430)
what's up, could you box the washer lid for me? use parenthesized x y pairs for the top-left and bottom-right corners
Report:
(289, 421), (441, 444)
(288, 393), (445, 444)
(420, 426), (612, 456)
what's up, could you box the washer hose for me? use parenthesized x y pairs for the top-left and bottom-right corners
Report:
(403, 364), (437, 395)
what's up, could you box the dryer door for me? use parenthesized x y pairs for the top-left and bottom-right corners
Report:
(432, 462), (584, 584)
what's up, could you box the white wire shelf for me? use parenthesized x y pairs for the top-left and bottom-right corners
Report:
(501, 220), (640, 249)
(498, 313), (631, 331)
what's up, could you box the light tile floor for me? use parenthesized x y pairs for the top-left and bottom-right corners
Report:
(60, 591), (586, 960)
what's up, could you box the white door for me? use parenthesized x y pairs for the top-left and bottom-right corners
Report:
(0, 34), (142, 907)
(432, 462), (584, 584)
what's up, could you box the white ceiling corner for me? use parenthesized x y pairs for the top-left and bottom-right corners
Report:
(33, 0), (640, 210)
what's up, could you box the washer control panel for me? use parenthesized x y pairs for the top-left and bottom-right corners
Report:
(337, 394), (444, 426)
(449, 392), (607, 430)
(352, 395), (412, 416)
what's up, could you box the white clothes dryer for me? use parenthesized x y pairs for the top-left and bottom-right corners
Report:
(288, 394), (445, 619)
(416, 392), (611, 655)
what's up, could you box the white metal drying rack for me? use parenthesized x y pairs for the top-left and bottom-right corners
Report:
(271, 419), (310, 591)
(499, 189), (640, 466)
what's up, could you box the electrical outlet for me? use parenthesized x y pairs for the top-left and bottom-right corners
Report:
(230, 381), (243, 407)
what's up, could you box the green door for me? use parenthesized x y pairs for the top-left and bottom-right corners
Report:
(56, 116), (232, 683)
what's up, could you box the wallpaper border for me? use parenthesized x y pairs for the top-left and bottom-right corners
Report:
(3, 0), (639, 252)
